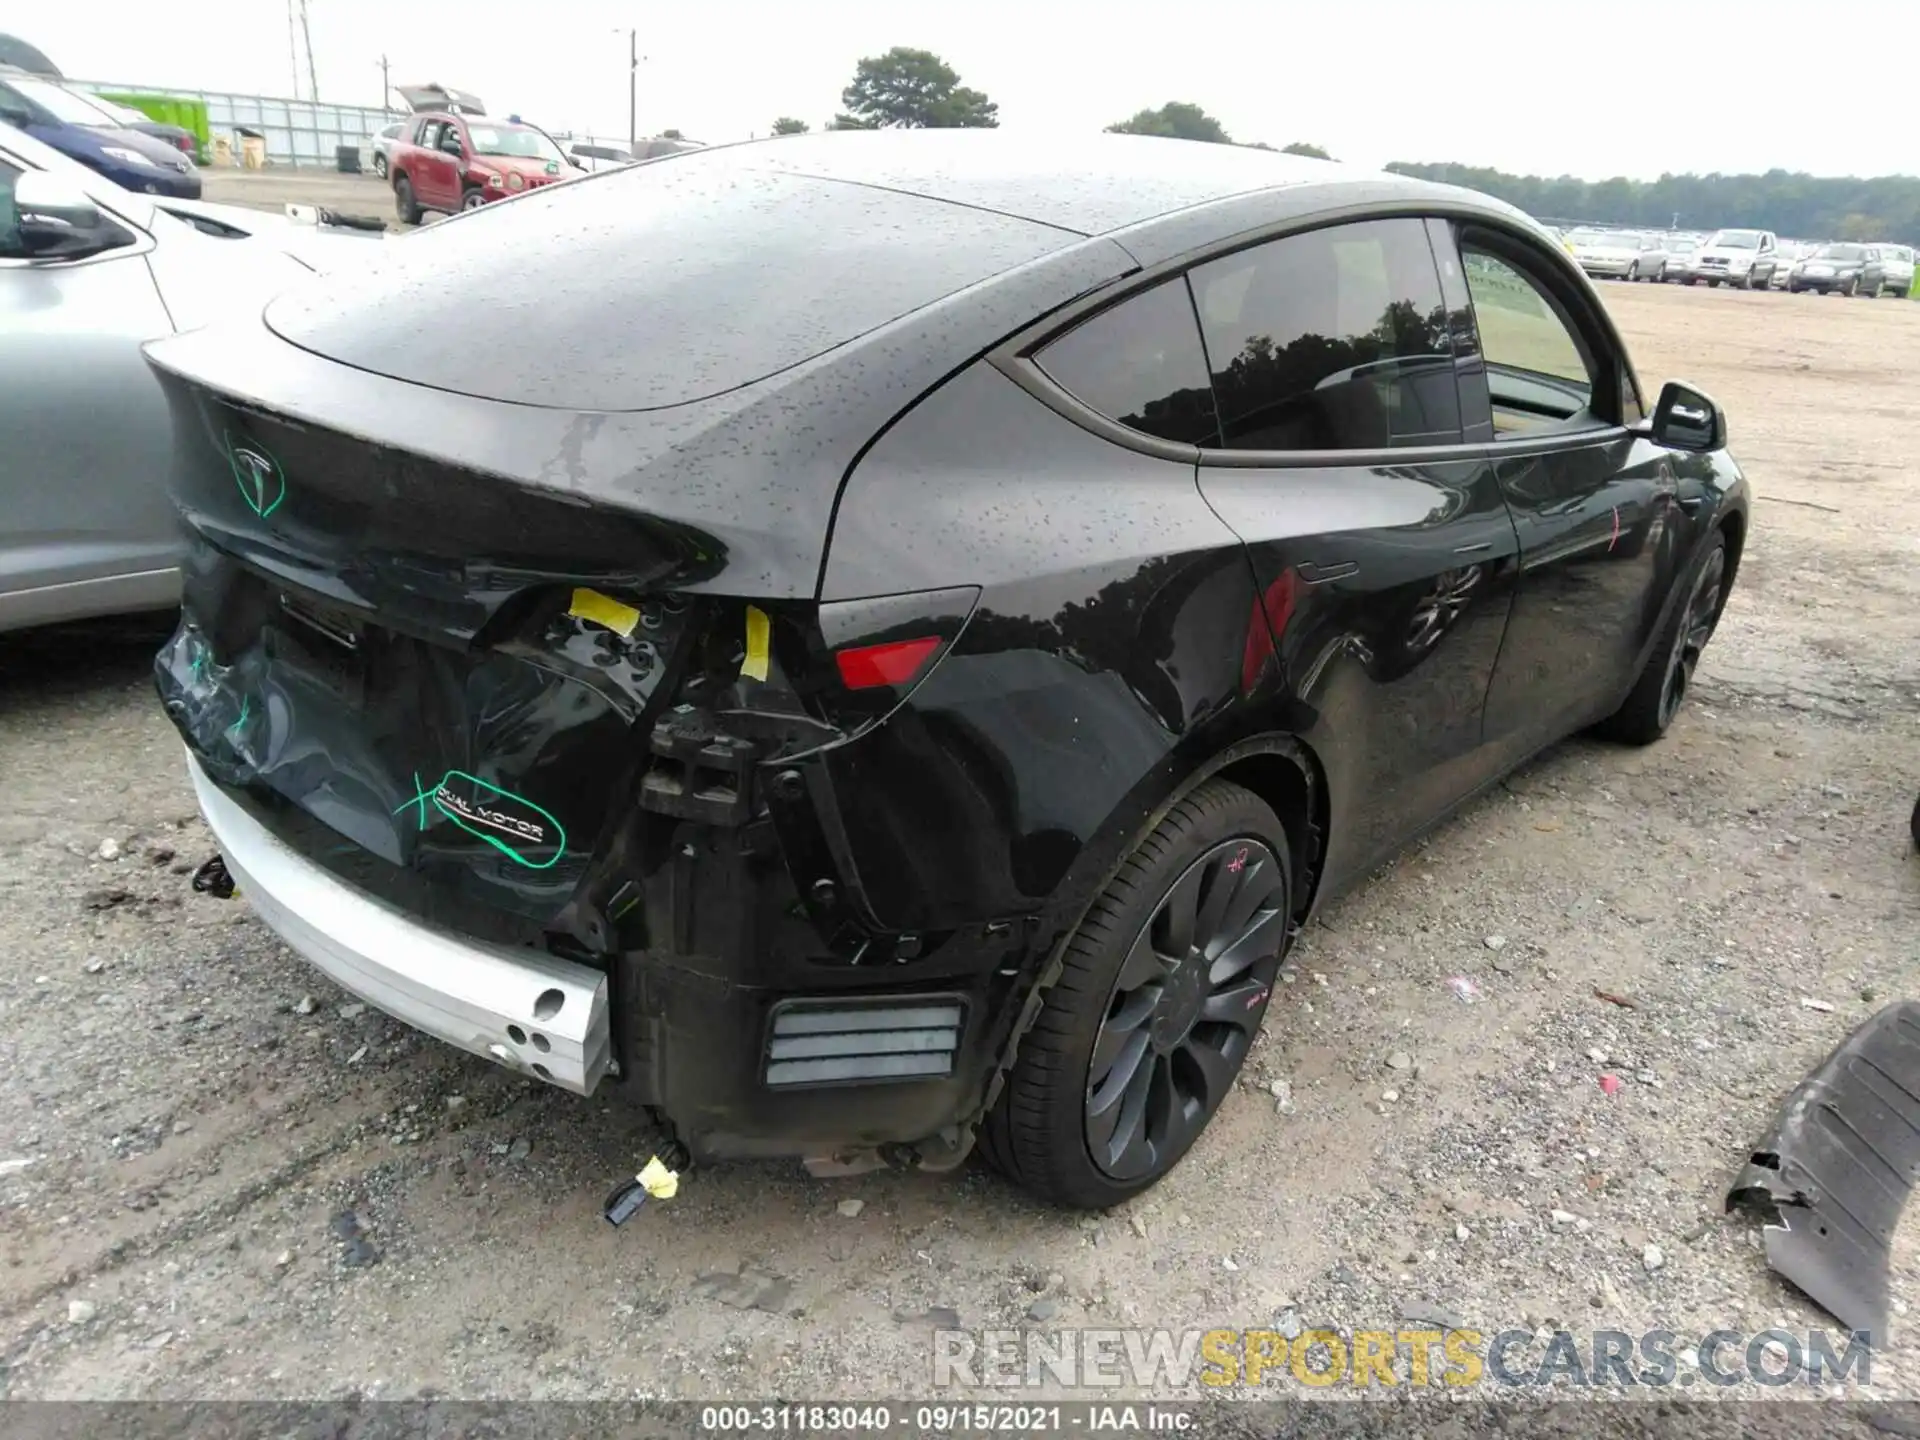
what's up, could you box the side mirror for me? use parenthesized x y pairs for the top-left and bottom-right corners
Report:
(0, 103), (30, 128)
(13, 171), (117, 259)
(1648, 380), (1727, 453)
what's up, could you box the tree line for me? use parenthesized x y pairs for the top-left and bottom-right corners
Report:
(758, 59), (1913, 242)
(1382, 162), (1920, 244)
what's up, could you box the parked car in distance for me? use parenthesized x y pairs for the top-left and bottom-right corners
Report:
(368, 119), (403, 178)
(0, 121), (318, 633)
(1661, 235), (1700, 282)
(89, 96), (198, 161)
(1566, 228), (1645, 280)
(566, 140), (635, 172)
(146, 132), (1749, 1208)
(1688, 227), (1780, 288)
(387, 110), (572, 222)
(0, 65), (199, 197)
(1787, 242), (1886, 296)
(1874, 243), (1914, 296)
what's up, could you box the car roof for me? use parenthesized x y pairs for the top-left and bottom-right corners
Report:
(721, 129), (1478, 238)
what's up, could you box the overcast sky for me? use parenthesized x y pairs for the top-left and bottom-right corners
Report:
(23, 2), (1917, 178)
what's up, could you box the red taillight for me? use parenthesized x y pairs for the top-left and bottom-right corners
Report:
(835, 636), (942, 690)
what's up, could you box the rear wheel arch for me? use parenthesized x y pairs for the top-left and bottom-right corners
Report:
(968, 731), (1329, 1148)
(1719, 507), (1747, 592)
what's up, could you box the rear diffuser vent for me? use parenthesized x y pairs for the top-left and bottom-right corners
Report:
(764, 998), (964, 1089)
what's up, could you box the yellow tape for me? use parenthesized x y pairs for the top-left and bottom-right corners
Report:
(638, 1155), (679, 1200)
(567, 587), (641, 638)
(740, 605), (771, 682)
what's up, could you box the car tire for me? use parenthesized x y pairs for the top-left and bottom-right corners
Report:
(980, 780), (1292, 1209)
(373, 153), (387, 179)
(1911, 792), (1920, 852)
(461, 187), (487, 212)
(1708, 279), (1721, 287)
(1654, 263), (1667, 282)
(1844, 277), (1859, 297)
(393, 174), (422, 225)
(1594, 534), (1729, 747)
(1627, 262), (1640, 282)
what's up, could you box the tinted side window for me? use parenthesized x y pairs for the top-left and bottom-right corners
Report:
(413, 118), (440, 147)
(1189, 218), (1459, 452)
(1460, 247), (1599, 436)
(1035, 278), (1219, 445)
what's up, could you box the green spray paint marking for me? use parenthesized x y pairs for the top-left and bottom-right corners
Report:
(222, 429), (288, 519)
(225, 695), (250, 740)
(394, 771), (432, 830)
(393, 769), (566, 870)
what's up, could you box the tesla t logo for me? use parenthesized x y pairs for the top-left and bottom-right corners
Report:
(223, 432), (286, 519)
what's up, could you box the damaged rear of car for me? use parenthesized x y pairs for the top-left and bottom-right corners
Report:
(147, 149), (1135, 1177)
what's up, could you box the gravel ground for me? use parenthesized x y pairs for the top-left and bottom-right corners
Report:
(2, 281), (1918, 1410)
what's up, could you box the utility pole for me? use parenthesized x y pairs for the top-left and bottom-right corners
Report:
(627, 28), (637, 153)
(286, 0), (302, 100)
(378, 54), (390, 111)
(298, 0), (319, 102)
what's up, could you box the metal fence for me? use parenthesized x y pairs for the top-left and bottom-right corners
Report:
(71, 80), (399, 166)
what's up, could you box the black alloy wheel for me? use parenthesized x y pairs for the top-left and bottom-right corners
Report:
(980, 780), (1293, 1208)
(1084, 836), (1288, 1183)
(1596, 534), (1728, 745)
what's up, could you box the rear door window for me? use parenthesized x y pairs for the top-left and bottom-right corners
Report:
(1188, 217), (1461, 452)
(1034, 278), (1219, 445)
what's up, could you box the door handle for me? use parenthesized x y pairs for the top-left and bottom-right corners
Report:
(1676, 495), (1704, 514)
(1452, 542), (1492, 555)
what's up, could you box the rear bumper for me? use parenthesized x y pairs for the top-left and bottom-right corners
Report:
(187, 751), (614, 1094)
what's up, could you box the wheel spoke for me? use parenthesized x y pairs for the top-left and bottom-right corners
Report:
(1192, 855), (1239, 958)
(1210, 905), (1287, 985)
(1201, 974), (1272, 1030)
(1156, 860), (1206, 960)
(1176, 1035), (1239, 1108)
(1145, 1054), (1182, 1155)
(1094, 1040), (1158, 1174)
(1218, 860), (1283, 950)
(1114, 926), (1171, 993)
(1090, 991), (1154, 1078)
(1089, 1027), (1150, 1112)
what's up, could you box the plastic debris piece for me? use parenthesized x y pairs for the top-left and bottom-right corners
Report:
(1445, 975), (1480, 1004)
(603, 1154), (681, 1226)
(567, 587), (640, 638)
(1800, 997), (1836, 1013)
(1599, 1074), (1623, 1096)
(740, 604), (771, 682)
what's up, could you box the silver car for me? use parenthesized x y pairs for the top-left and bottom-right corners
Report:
(0, 123), (336, 632)
(1877, 243), (1915, 297)
(368, 120), (404, 178)
(1661, 235), (1701, 282)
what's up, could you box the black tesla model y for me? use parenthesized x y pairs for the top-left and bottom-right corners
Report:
(147, 131), (1746, 1207)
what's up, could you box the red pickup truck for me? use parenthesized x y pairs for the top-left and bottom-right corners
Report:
(388, 111), (577, 223)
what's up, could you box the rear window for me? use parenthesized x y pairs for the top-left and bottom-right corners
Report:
(263, 163), (1074, 411)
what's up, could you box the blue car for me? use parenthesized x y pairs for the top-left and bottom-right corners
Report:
(0, 65), (199, 197)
